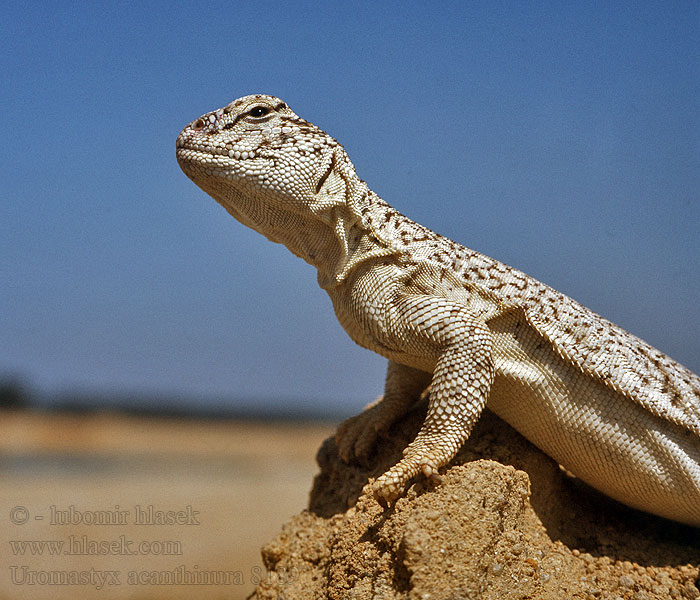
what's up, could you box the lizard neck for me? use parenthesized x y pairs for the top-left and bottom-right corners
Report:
(257, 149), (405, 291)
(311, 172), (410, 290)
(224, 147), (418, 290)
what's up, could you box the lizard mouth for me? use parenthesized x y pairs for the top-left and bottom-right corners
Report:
(175, 147), (219, 174)
(177, 127), (261, 156)
(176, 140), (266, 178)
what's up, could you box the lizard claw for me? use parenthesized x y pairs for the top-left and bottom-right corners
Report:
(335, 397), (390, 463)
(422, 464), (443, 484)
(370, 446), (448, 504)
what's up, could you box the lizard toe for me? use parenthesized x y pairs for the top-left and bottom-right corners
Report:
(335, 399), (388, 462)
(336, 412), (374, 462)
(371, 448), (447, 504)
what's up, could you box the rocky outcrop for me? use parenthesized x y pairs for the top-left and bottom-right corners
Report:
(252, 407), (700, 599)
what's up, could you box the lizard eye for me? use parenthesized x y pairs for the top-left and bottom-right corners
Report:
(248, 106), (272, 118)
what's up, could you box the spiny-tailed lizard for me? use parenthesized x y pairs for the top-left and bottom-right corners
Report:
(177, 95), (700, 526)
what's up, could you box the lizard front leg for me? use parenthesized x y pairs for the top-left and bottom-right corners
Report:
(336, 360), (432, 462)
(372, 294), (495, 504)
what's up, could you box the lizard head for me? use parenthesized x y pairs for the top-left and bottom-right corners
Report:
(176, 94), (360, 246)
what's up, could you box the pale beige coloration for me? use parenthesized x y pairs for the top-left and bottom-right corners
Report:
(176, 95), (700, 526)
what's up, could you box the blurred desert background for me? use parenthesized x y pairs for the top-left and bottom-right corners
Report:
(0, 385), (335, 600)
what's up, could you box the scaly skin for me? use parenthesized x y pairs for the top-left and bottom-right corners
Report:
(177, 95), (700, 525)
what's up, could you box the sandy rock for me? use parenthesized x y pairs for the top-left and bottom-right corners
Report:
(252, 407), (700, 600)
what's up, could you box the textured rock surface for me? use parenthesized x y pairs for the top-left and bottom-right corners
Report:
(252, 406), (699, 600)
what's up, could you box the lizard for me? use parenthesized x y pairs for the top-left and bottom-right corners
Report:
(176, 94), (700, 527)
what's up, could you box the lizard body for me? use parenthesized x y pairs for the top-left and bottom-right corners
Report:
(177, 95), (700, 526)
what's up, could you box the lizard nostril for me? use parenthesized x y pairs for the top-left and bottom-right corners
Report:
(192, 118), (205, 130)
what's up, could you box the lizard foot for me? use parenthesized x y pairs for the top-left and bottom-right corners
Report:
(371, 442), (450, 504)
(336, 397), (392, 463)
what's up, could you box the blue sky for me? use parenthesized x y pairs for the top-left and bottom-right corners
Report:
(2, 2), (699, 416)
